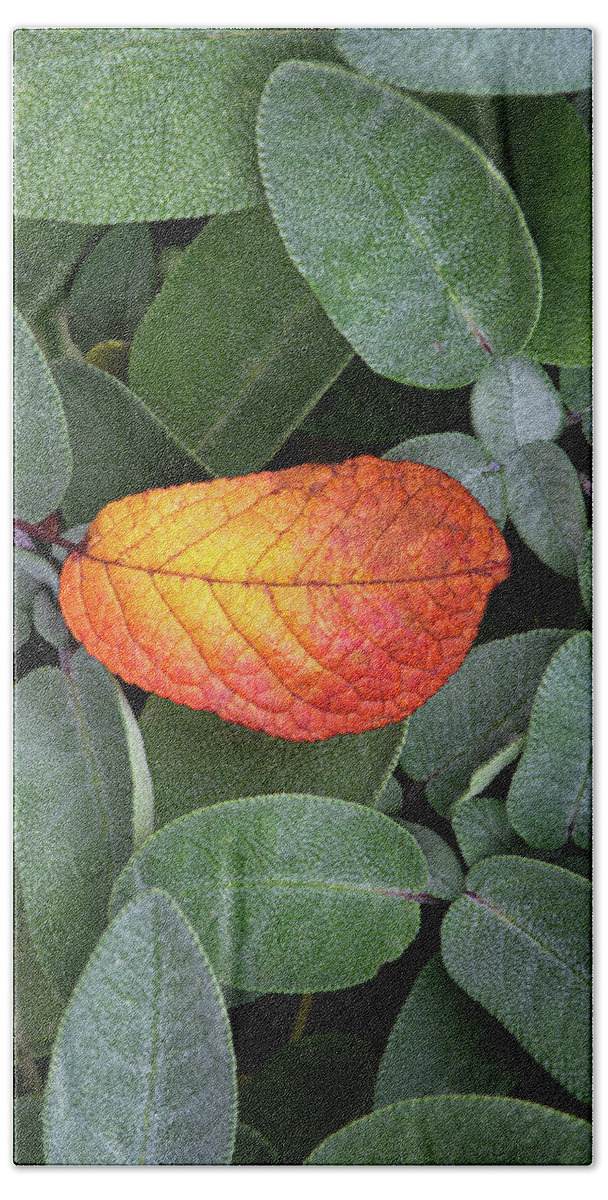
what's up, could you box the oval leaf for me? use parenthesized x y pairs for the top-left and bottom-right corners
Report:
(67, 223), (156, 352)
(441, 856), (591, 1103)
(14, 218), (99, 322)
(451, 795), (525, 867)
(58, 456), (509, 741)
(305, 1095), (591, 1165)
(507, 632), (591, 851)
(232, 1125), (279, 1165)
(110, 794), (428, 993)
(504, 441), (588, 577)
(385, 432), (507, 526)
(401, 822), (464, 900)
(578, 529), (592, 613)
(13, 309), (72, 522)
(257, 63), (541, 388)
(43, 891), (237, 1165)
(471, 357), (564, 462)
(14, 28), (338, 222)
(129, 208), (352, 478)
(14, 1096), (44, 1166)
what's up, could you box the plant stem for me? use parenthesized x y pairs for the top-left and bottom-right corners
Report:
(13, 518), (83, 556)
(289, 993), (313, 1043)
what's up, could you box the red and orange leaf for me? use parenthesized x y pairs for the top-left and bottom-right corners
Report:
(58, 456), (510, 741)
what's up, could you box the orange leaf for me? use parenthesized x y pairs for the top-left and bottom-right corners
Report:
(59, 456), (509, 741)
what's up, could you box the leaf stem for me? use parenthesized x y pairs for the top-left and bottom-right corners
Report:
(290, 993), (313, 1043)
(13, 518), (84, 556)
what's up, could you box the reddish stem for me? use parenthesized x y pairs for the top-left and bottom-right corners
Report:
(13, 518), (84, 556)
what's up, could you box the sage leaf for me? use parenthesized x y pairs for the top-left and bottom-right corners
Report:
(232, 1125), (279, 1165)
(114, 684), (155, 851)
(401, 822), (464, 900)
(458, 736), (525, 806)
(14, 218), (99, 321)
(451, 795), (525, 867)
(14, 873), (65, 1060)
(385, 431), (506, 526)
(471, 357), (564, 462)
(504, 442), (588, 578)
(14, 1096), (44, 1165)
(14, 309), (72, 522)
(67, 223), (156, 353)
(578, 529), (592, 613)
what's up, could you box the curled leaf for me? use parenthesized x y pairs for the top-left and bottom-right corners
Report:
(59, 456), (509, 741)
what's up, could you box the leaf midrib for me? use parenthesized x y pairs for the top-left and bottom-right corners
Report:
(465, 890), (590, 983)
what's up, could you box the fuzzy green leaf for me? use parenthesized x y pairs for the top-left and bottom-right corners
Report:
(504, 442), (588, 578)
(13, 309), (72, 522)
(114, 685), (155, 851)
(257, 63), (540, 389)
(372, 775), (402, 816)
(560, 365), (592, 414)
(441, 856), (591, 1103)
(14, 1096), (44, 1166)
(385, 432), (506, 526)
(401, 629), (572, 815)
(129, 208), (352, 477)
(43, 891), (237, 1165)
(14, 874), (65, 1060)
(451, 795), (525, 867)
(67, 223), (156, 353)
(31, 589), (70, 648)
(232, 1125), (279, 1165)
(458, 737), (525, 807)
(578, 530), (592, 613)
(111, 795), (427, 993)
(14, 219), (99, 321)
(471, 357), (564, 462)
(401, 823), (464, 900)
(507, 633), (591, 851)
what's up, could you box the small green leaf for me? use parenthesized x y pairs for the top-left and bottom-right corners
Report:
(239, 1034), (377, 1163)
(336, 28), (592, 95)
(458, 736), (525, 806)
(305, 1095), (591, 1165)
(14, 1096), (44, 1165)
(43, 891), (237, 1165)
(372, 775), (402, 816)
(257, 63), (540, 388)
(14, 649), (133, 996)
(507, 633), (591, 851)
(13, 547), (60, 597)
(14, 28), (338, 222)
(560, 365), (592, 414)
(129, 208), (352, 477)
(67, 223), (156, 353)
(375, 956), (523, 1107)
(441, 856), (591, 1103)
(401, 629), (572, 815)
(31, 588), (70, 648)
(385, 432), (506, 526)
(13, 309), (72, 522)
(401, 823), (464, 900)
(14, 218), (99, 321)
(13, 555), (41, 651)
(578, 529), (592, 613)
(14, 873), (65, 1060)
(504, 442), (588, 577)
(232, 1125), (279, 1165)
(111, 795), (428, 993)
(52, 360), (202, 526)
(140, 698), (407, 828)
(451, 795), (525, 867)
(471, 357), (564, 461)
(114, 684), (155, 850)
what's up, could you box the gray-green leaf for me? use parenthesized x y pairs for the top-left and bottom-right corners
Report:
(14, 218), (99, 321)
(578, 529), (592, 613)
(43, 891), (237, 1165)
(114, 684), (155, 850)
(451, 795), (525, 867)
(13, 309), (72, 522)
(441, 856), (591, 1103)
(401, 629), (572, 815)
(14, 649), (133, 996)
(129, 207), (352, 477)
(232, 1125), (279, 1165)
(111, 795), (428, 993)
(67, 223), (156, 353)
(507, 632), (591, 851)
(14, 1096), (44, 1165)
(457, 736), (525, 806)
(471, 357), (564, 461)
(401, 823), (464, 900)
(31, 589), (70, 648)
(257, 63), (540, 389)
(14, 873), (65, 1060)
(504, 441), (588, 577)
(385, 432), (506, 526)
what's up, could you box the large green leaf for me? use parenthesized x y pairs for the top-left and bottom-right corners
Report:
(67, 223), (157, 353)
(385, 432), (506, 526)
(471, 357), (564, 462)
(504, 442), (588, 578)
(14, 649), (133, 996)
(14, 219), (99, 321)
(43, 891), (237, 1165)
(257, 63), (540, 389)
(111, 795), (428, 993)
(336, 28), (592, 95)
(14, 28), (338, 222)
(129, 207), (352, 477)
(13, 309), (72, 522)
(375, 956), (522, 1107)
(52, 360), (202, 526)
(305, 1095), (591, 1165)
(401, 629), (572, 815)
(140, 697), (407, 828)
(239, 1034), (377, 1163)
(441, 856), (591, 1103)
(507, 633), (591, 851)
(451, 795), (525, 867)
(401, 823), (464, 901)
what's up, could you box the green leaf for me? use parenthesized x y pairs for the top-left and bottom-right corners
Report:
(458, 736), (525, 806)
(507, 633), (591, 851)
(232, 1125), (279, 1165)
(375, 956), (523, 1107)
(114, 684), (155, 851)
(401, 629), (572, 815)
(14, 873), (65, 1060)
(441, 856), (591, 1103)
(140, 698), (407, 828)
(31, 588), (70, 648)
(111, 795), (428, 993)
(336, 28), (592, 95)
(504, 442), (588, 578)
(257, 63), (541, 389)
(451, 795), (525, 867)
(13, 554), (41, 651)
(305, 1095), (591, 1165)
(372, 775), (402, 816)
(14, 1096), (44, 1165)
(67, 223), (156, 353)
(13, 546), (60, 597)
(401, 822), (464, 900)
(385, 432), (506, 526)
(14, 649), (133, 996)
(13, 309), (72, 522)
(52, 360), (202, 526)
(239, 1034), (377, 1163)
(471, 357), (564, 462)
(43, 891), (237, 1165)
(14, 218), (99, 321)
(129, 208), (352, 477)
(578, 529), (592, 613)
(560, 365), (592, 414)
(14, 28), (338, 222)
